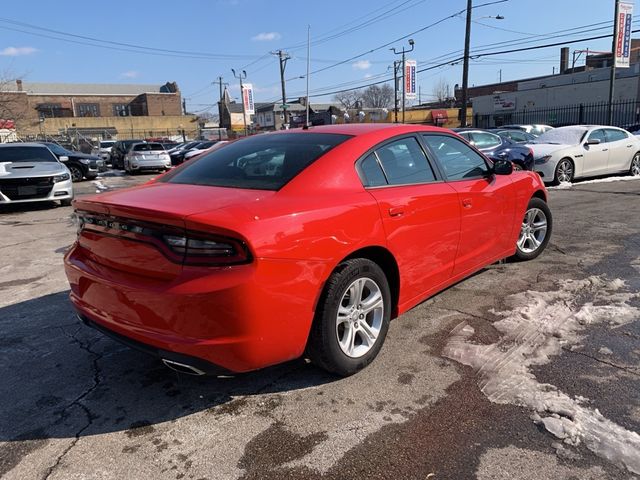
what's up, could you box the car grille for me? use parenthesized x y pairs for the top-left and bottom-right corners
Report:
(0, 176), (54, 200)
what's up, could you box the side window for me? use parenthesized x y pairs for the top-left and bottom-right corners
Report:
(374, 137), (436, 185)
(422, 134), (490, 181)
(359, 153), (387, 187)
(605, 128), (628, 142)
(470, 132), (502, 149)
(458, 132), (472, 142)
(588, 129), (607, 144)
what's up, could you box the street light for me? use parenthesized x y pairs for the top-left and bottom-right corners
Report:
(460, 1), (504, 127)
(232, 68), (248, 137)
(391, 38), (415, 124)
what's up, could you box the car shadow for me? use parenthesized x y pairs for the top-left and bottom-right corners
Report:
(0, 291), (337, 444)
(0, 201), (67, 214)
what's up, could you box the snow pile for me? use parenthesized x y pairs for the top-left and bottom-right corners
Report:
(548, 174), (640, 190)
(443, 276), (640, 474)
(92, 179), (109, 193)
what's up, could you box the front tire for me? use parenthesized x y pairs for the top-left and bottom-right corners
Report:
(307, 258), (391, 376)
(513, 197), (552, 261)
(630, 153), (640, 176)
(553, 158), (574, 185)
(60, 198), (73, 207)
(68, 165), (83, 182)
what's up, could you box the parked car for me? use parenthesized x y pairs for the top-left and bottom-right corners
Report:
(495, 129), (537, 144)
(65, 124), (551, 377)
(182, 141), (221, 161)
(501, 124), (554, 137)
(111, 139), (145, 169)
(169, 141), (204, 166)
(528, 125), (640, 184)
(38, 142), (105, 182)
(0, 143), (73, 206)
(453, 129), (534, 170)
(124, 142), (171, 174)
(91, 140), (116, 163)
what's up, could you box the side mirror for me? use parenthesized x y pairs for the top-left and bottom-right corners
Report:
(59, 155), (69, 162)
(493, 159), (513, 175)
(586, 138), (601, 145)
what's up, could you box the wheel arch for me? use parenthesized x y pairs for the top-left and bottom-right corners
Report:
(532, 189), (547, 202)
(315, 246), (401, 320)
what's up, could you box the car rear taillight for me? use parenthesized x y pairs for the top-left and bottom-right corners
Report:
(74, 211), (251, 266)
(163, 233), (249, 265)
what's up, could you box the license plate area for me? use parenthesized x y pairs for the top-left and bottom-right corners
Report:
(18, 186), (38, 196)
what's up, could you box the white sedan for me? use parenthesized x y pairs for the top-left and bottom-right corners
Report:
(529, 125), (640, 184)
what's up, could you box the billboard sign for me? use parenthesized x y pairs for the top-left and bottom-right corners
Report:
(493, 94), (516, 112)
(405, 60), (417, 100)
(242, 83), (255, 114)
(615, 2), (634, 68)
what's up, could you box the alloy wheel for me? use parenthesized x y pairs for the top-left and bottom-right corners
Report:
(517, 207), (548, 254)
(336, 277), (384, 358)
(556, 160), (573, 183)
(631, 154), (640, 176)
(69, 166), (83, 182)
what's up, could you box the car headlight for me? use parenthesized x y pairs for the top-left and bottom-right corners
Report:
(53, 173), (71, 182)
(534, 155), (552, 165)
(79, 158), (90, 165)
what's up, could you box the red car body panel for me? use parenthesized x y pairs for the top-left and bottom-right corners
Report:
(64, 124), (547, 373)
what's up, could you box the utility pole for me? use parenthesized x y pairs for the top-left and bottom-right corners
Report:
(391, 38), (415, 124)
(215, 76), (227, 101)
(608, 0), (621, 125)
(393, 61), (400, 123)
(460, 0), (473, 127)
(272, 50), (291, 128)
(231, 68), (248, 136)
(182, 98), (187, 115)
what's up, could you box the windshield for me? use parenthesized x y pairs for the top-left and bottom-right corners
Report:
(161, 133), (351, 191)
(0, 146), (59, 163)
(43, 143), (68, 155)
(533, 128), (586, 145)
(132, 143), (165, 151)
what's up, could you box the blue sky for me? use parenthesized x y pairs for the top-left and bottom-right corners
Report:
(0, 0), (628, 115)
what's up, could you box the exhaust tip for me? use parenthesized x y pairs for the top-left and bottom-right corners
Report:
(162, 359), (206, 376)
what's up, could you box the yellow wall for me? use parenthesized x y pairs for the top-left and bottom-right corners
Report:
(30, 115), (199, 137)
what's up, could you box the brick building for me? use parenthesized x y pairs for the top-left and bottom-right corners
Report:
(1, 80), (196, 139)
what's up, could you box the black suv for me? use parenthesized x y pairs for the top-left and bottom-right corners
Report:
(111, 140), (145, 169)
(38, 142), (105, 182)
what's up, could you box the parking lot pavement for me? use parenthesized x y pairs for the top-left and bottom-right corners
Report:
(1, 173), (639, 479)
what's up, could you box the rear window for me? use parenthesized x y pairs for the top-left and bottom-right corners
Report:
(100, 141), (115, 148)
(0, 146), (58, 163)
(161, 133), (351, 190)
(132, 143), (164, 151)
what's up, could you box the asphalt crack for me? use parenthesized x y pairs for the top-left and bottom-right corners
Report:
(42, 327), (104, 480)
(561, 346), (640, 378)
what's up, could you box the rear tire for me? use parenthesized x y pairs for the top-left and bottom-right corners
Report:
(307, 258), (391, 376)
(513, 197), (552, 261)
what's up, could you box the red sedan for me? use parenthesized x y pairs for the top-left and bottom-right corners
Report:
(64, 124), (551, 376)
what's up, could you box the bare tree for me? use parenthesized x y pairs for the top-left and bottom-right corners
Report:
(361, 84), (394, 108)
(432, 77), (452, 103)
(333, 90), (363, 110)
(0, 70), (28, 125)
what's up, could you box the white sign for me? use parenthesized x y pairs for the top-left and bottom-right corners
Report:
(493, 94), (516, 112)
(242, 83), (255, 114)
(405, 60), (417, 100)
(615, 2), (634, 68)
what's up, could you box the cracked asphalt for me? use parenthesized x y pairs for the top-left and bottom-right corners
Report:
(1, 172), (639, 480)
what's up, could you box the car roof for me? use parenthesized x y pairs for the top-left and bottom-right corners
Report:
(267, 123), (453, 137)
(0, 142), (52, 148)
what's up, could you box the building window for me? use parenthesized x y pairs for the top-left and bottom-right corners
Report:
(77, 103), (100, 117)
(265, 112), (273, 123)
(36, 103), (66, 118)
(112, 104), (130, 117)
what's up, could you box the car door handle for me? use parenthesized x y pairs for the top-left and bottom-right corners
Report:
(462, 198), (473, 209)
(627, 144), (634, 148)
(388, 207), (404, 217)
(602, 148), (609, 152)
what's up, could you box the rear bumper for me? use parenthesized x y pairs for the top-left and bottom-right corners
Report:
(64, 243), (327, 373)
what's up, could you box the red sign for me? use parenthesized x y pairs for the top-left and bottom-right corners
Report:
(0, 119), (15, 129)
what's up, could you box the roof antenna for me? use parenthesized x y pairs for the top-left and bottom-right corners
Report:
(303, 24), (311, 130)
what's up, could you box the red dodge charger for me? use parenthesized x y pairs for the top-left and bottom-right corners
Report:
(64, 124), (551, 376)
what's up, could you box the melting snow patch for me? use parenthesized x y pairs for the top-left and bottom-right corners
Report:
(92, 179), (109, 193)
(548, 174), (640, 189)
(443, 276), (640, 474)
